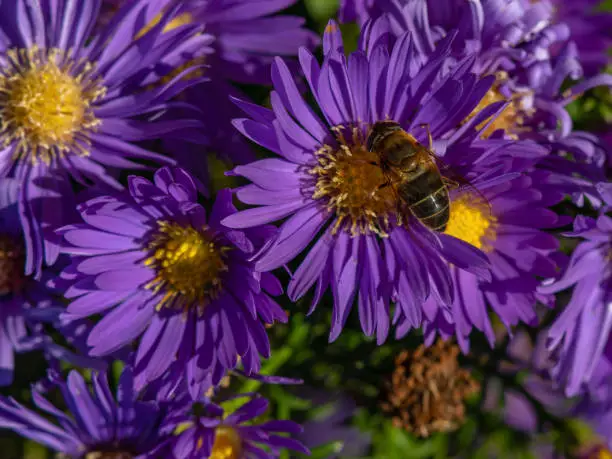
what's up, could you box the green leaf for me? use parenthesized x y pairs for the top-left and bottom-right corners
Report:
(304, 0), (339, 23)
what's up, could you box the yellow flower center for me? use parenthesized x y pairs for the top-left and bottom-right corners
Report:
(145, 222), (229, 313)
(0, 47), (104, 164)
(135, 12), (193, 39)
(136, 12), (204, 87)
(210, 426), (243, 459)
(0, 234), (26, 296)
(596, 449), (612, 459)
(310, 126), (396, 236)
(444, 195), (497, 250)
(464, 74), (533, 139)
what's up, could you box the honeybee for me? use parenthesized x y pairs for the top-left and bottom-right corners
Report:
(366, 120), (451, 232)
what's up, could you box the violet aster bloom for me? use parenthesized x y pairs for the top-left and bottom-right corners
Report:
(482, 330), (572, 433)
(173, 0), (319, 189)
(540, 210), (612, 397)
(0, 178), (93, 385)
(0, 366), (166, 458)
(398, 170), (565, 350)
(222, 18), (547, 342)
(155, 396), (309, 458)
(0, 0), (209, 276)
(56, 166), (287, 398)
(101, 0), (319, 190)
(340, 0), (612, 207)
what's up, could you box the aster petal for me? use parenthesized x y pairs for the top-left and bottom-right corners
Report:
(232, 119), (281, 155)
(88, 291), (155, 355)
(288, 230), (333, 301)
(271, 57), (328, 142)
(77, 251), (143, 275)
(136, 312), (186, 386)
(63, 229), (137, 251)
(0, 325), (14, 386)
(232, 159), (304, 190)
(255, 205), (329, 272)
(330, 233), (361, 342)
(65, 291), (127, 319)
(438, 234), (492, 281)
(94, 267), (152, 291)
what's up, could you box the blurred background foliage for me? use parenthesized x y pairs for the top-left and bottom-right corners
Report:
(1, 0), (611, 458)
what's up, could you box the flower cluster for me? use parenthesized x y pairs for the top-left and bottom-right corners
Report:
(0, 0), (610, 457)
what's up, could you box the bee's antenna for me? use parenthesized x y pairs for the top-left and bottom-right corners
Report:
(416, 123), (433, 151)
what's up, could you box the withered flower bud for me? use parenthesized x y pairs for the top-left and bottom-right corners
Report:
(381, 339), (480, 437)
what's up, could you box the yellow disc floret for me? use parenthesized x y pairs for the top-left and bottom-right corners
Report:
(444, 195), (497, 250)
(310, 125), (396, 236)
(0, 47), (104, 164)
(210, 426), (243, 459)
(595, 448), (612, 459)
(463, 73), (533, 139)
(136, 12), (193, 39)
(145, 222), (229, 314)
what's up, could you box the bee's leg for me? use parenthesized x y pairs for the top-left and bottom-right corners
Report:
(443, 177), (460, 190)
(395, 201), (404, 226)
(417, 123), (433, 151)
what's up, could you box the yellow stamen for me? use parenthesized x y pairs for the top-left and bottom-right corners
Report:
(310, 125), (396, 237)
(210, 426), (243, 459)
(0, 46), (105, 164)
(144, 221), (229, 314)
(444, 195), (497, 250)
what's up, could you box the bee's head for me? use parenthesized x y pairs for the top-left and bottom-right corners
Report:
(366, 120), (402, 152)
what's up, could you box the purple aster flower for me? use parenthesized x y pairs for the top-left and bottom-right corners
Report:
(222, 18), (547, 343)
(540, 209), (612, 397)
(155, 395), (309, 458)
(101, 0), (319, 191)
(482, 329), (572, 433)
(340, 0), (612, 207)
(0, 178), (103, 385)
(0, 366), (166, 458)
(400, 169), (565, 350)
(0, 0), (209, 275)
(0, 178), (55, 385)
(56, 166), (287, 398)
